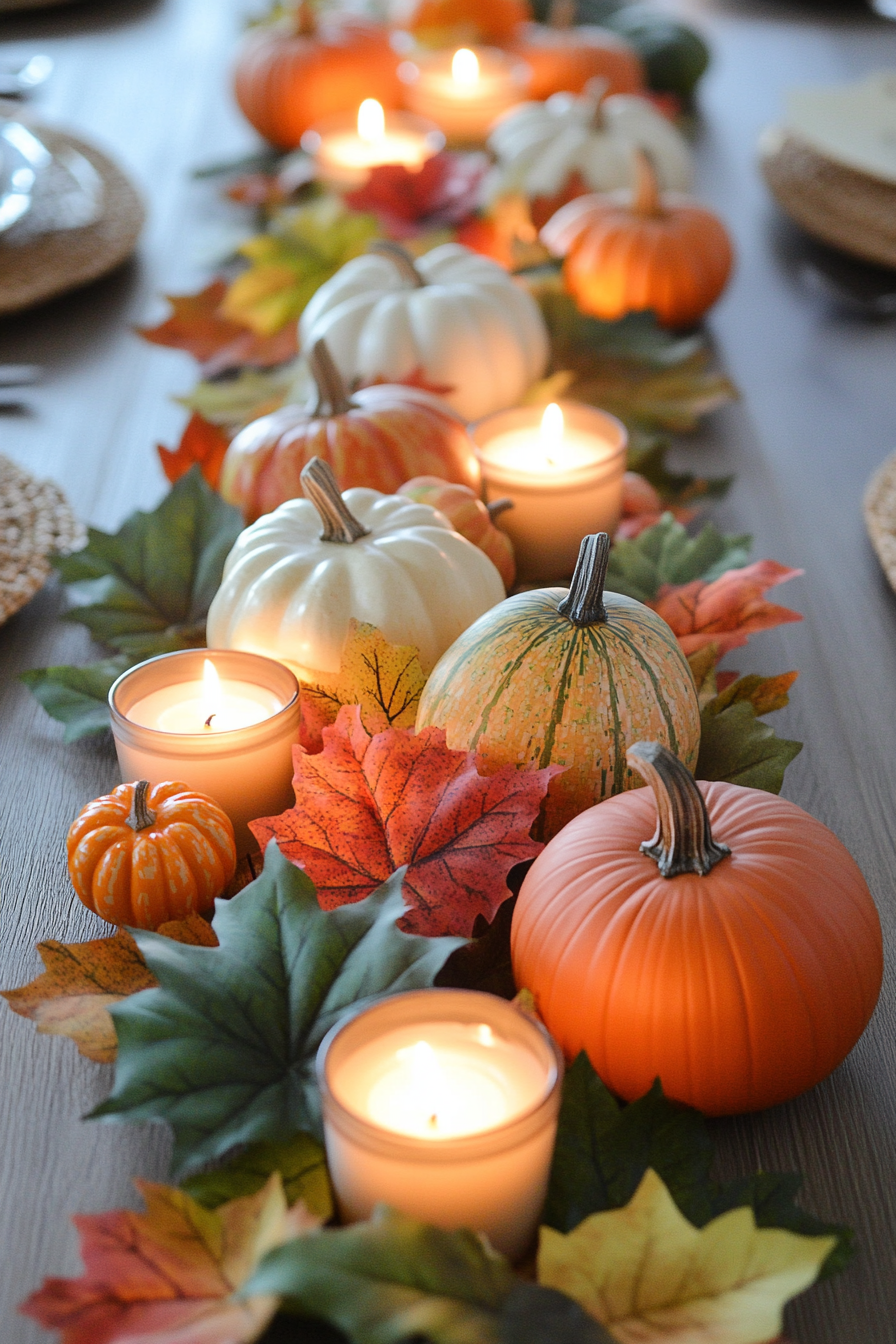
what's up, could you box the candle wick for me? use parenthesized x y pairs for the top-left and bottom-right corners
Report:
(204, 713), (216, 729)
(428, 1113), (438, 1128)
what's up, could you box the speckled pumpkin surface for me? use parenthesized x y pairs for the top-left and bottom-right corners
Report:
(416, 583), (700, 840)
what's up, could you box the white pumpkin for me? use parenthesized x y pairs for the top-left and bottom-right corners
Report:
(206, 457), (505, 681)
(298, 242), (549, 423)
(486, 85), (693, 208)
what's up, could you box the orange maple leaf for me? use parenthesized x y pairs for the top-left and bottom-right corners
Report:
(157, 412), (231, 489)
(652, 560), (803, 657)
(20, 1175), (318, 1344)
(138, 280), (299, 373)
(251, 705), (560, 937)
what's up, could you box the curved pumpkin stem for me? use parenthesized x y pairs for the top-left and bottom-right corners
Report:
(627, 741), (731, 878)
(631, 148), (664, 218)
(487, 497), (514, 520)
(308, 339), (352, 417)
(558, 532), (610, 627)
(127, 781), (157, 834)
(301, 456), (371, 544)
(369, 240), (426, 288)
(291, 1), (317, 37)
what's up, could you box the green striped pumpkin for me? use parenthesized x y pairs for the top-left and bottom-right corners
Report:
(416, 533), (700, 840)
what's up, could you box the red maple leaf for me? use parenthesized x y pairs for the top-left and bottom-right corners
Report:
(251, 705), (559, 937)
(138, 280), (299, 374)
(157, 412), (231, 489)
(652, 560), (803, 657)
(344, 151), (488, 239)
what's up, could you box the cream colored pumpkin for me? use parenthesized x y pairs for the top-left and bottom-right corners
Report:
(206, 458), (505, 680)
(298, 242), (549, 423)
(486, 84), (693, 213)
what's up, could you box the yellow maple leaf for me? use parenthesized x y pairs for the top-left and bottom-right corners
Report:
(538, 1169), (835, 1344)
(301, 620), (427, 745)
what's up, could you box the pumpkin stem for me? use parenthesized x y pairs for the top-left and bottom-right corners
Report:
(308, 339), (352, 417)
(557, 533), (610, 626)
(301, 456), (371, 544)
(549, 0), (576, 28)
(487, 497), (514, 520)
(583, 77), (609, 129)
(369, 240), (426, 288)
(127, 780), (157, 834)
(291, 1), (316, 37)
(627, 742), (731, 878)
(631, 148), (664, 218)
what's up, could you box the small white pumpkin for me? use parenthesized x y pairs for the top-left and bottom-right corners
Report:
(486, 83), (693, 213)
(206, 457), (505, 681)
(298, 242), (549, 424)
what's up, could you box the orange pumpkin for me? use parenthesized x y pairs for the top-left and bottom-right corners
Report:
(541, 149), (733, 328)
(398, 476), (516, 589)
(234, 5), (403, 151)
(220, 340), (480, 524)
(67, 780), (237, 929)
(512, 742), (883, 1115)
(404, 0), (531, 47)
(511, 0), (644, 102)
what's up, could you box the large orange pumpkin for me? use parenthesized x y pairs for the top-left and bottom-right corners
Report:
(541, 148), (733, 328)
(398, 476), (516, 590)
(404, 0), (531, 48)
(510, 0), (644, 102)
(220, 340), (480, 523)
(67, 781), (237, 929)
(512, 742), (884, 1115)
(234, 5), (403, 151)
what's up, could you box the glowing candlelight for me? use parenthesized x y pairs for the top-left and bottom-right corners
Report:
(301, 101), (444, 188)
(357, 97), (386, 144)
(451, 48), (480, 86)
(400, 46), (530, 145)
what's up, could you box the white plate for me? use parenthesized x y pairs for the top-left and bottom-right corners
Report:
(786, 72), (896, 186)
(0, 119), (50, 233)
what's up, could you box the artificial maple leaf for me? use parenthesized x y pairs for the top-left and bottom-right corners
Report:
(344, 152), (489, 239)
(251, 705), (559, 937)
(138, 280), (298, 374)
(538, 1169), (835, 1344)
(651, 559), (803, 657)
(299, 620), (427, 752)
(1, 915), (217, 1063)
(157, 412), (231, 490)
(21, 1174), (318, 1344)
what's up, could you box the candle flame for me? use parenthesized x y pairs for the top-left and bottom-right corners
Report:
(202, 658), (222, 729)
(540, 402), (564, 468)
(452, 48), (479, 85)
(358, 98), (385, 144)
(397, 1039), (448, 1130)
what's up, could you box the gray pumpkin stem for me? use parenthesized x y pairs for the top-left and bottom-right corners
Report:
(308, 339), (352, 416)
(301, 457), (370, 544)
(127, 780), (157, 833)
(627, 741), (731, 878)
(558, 533), (610, 626)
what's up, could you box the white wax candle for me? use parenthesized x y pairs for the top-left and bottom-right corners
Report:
(400, 47), (530, 144)
(303, 100), (444, 187)
(128, 673), (282, 734)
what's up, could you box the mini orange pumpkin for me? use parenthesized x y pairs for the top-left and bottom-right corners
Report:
(511, 741), (883, 1115)
(234, 5), (403, 151)
(220, 340), (480, 524)
(404, 0), (531, 48)
(67, 780), (237, 929)
(510, 0), (644, 102)
(541, 148), (733, 328)
(398, 476), (517, 590)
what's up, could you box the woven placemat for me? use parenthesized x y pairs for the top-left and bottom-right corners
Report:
(865, 451), (896, 595)
(760, 127), (896, 270)
(0, 119), (144, 316)
(0, 453), (85, 625)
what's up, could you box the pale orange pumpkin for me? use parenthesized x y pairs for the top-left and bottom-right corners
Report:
(510, 0), (644, 102)
(234, 4), (403, 151)
(541, 149), (733, 328)
(67, 781), (237, 929)
(398, 476), (516, 589)
(404, 0), (531, 48)
(512, 741), (883, 1115)
(220, 340), (480, 524)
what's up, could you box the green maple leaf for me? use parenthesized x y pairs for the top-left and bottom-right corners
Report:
(181, 1131), (333, 1222)
(606, 514), (752, 603)
(543, 1055), (850, 1279)
(52, 466), (241, 658)
(93, 844), (464, 1177)
(697, 677), (803, 794)
(245, 1206), (612, 1344)
(19, 656), (132, 740)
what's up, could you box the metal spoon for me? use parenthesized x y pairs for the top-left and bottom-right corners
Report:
(0, 55), (54, 99)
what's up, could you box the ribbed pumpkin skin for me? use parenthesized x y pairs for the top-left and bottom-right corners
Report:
(234, 19), (402, 151)
(398, 476), (516, 590)
(415, 587), (699, 839)
(511, 782), (884, 1114)
(542, 189), (732, 328)
(220, 387), (480, 524)
(511, 24), (645, 101)
(67, 782), (237, 929)
(406, 0), (530, 46)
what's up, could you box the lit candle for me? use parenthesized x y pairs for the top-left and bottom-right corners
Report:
(473, 400), (627, 583)
(317, 989), (563, 1260)
(399, 47), (531, 145)
(301, 99), (444, 188)
(109, 650), (300, 855)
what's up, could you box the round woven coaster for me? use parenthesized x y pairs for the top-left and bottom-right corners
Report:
(759, 127), (896, 270)
(0, 119), (144, 316)
(864, 451), (896, 595)
(0, 453), (85, 625)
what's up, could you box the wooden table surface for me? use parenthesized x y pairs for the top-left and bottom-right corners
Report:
(2, 0), (895, 1338)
